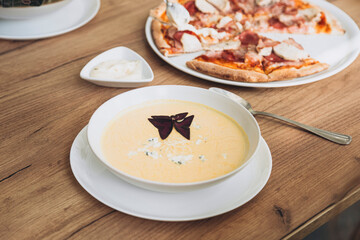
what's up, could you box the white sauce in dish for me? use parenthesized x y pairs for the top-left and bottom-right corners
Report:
(90, 60), (142, 80)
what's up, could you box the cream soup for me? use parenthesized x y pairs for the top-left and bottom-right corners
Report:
(101, 100), (249, 183)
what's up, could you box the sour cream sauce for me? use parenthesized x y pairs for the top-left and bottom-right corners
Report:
(90, 60), (142, 80)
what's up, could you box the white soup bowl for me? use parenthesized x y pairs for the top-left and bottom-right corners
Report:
(87, 85), (261, 193)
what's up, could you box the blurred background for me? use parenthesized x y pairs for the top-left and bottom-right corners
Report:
(305, 201), (359, 240)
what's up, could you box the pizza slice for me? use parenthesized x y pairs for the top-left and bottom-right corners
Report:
(150, 0), (233, 28)
(186, 30), (329, 82)
(151, 19), (242, 56)
(229, 0), (345, 34)
(150, 0), (247, 56)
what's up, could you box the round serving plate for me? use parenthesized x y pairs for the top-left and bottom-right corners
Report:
(70, 126), (272, 221)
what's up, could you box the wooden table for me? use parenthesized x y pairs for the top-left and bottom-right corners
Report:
(1, 0), (359, 239)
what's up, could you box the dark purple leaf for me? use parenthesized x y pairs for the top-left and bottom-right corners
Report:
(151, 115), (172, 120)
(172, 112), (188, 121)
(149, 113), (194, 140)
(174, 115), (194, 140)
(148, 118), (173, 140)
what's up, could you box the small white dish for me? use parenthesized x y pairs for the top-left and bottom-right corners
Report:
(80, 47), (154, 88)
(70, 126), (272, 221)
(87, 85), (261, 192)
(0, 0), (100, 40)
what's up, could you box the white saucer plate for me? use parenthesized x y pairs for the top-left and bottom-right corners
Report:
(0, 0), (100, 40)
(70, 126), (272, 221)
(145, 0), (360, 88)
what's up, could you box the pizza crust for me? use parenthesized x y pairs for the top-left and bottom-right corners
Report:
(149, 2), (166, 20)
(268, 62), (329, 81)
(186, 60), (270, 82)
(151, 20), (173, 56)
(187, 59), (329, 82)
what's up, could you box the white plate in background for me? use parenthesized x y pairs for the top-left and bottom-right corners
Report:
(145, 0), (360, 88)
(70, 126), (272, 221)
(0, 0), (100, 40)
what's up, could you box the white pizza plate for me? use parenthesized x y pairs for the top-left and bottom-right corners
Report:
(70, 126), (272, 221)
(145, 0), (360, 88)
(0, 0), (100, 40)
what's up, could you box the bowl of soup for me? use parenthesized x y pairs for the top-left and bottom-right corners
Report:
(87, 85), (261, 192)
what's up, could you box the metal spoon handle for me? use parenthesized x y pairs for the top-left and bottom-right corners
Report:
(253, 111), (352, 145)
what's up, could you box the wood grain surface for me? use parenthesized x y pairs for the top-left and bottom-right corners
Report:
(0, 0), (359, 239)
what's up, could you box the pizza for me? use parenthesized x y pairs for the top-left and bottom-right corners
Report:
(225, 0), (345, 34)
(151, 19), (241, 56)
(186, 30), (329, 82)
(149, 0), (344, 82)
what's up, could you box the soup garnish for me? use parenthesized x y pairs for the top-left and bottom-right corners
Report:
(148, 112), (194, 140)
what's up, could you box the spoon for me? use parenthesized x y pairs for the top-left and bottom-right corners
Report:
(209, 87), (352, 145)
(164, 0), (191, 26)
